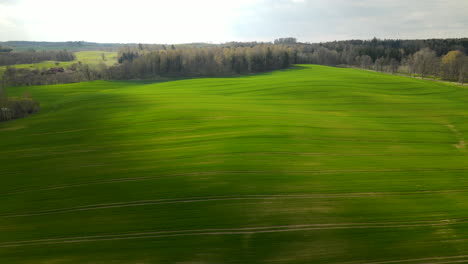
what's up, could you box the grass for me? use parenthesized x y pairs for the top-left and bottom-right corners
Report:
(74, 51), (118, 66)
(0, 51), (118, 74)
(2, 65), (468, 263)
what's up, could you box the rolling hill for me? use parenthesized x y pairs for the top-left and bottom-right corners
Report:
(2, 65), (468, 263)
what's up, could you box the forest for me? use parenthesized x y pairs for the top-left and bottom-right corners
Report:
(1, 38), (468, 88)
(316, 38), (468, 83)
(110, 44), (293, 79)
(0, 49), (75, 66)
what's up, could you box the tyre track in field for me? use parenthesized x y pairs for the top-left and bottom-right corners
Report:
(356, 255), (468, 264)
(0, 219), (465, 248)
(2, 191), (468, 218)
(3, 168), (468, 196)
(421, 260), (468, 264)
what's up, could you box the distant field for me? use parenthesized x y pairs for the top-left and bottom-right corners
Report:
(2, 65), (468, 263)
(74, 51), (118, 66)
(0, 51), (118, 74)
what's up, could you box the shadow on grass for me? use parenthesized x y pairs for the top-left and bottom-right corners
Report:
(5, 65), (313, 91)
(108, 65), (312, 86)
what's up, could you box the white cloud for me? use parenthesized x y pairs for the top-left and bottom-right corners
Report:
(0, 0), (467, 43)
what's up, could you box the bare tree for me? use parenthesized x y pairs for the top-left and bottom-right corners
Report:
(460, 57), (468, 85)
(411, 48), (437, 79)
(389, 58), (399, 74)
(358, 55), (373, 69)
(374, 57), (386, 72)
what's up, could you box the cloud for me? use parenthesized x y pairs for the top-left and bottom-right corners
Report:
(0, 0), (18, 4)
(0, 0), (467, 43)
(231, 0), (468, 42)
(0, 0), (29, 40)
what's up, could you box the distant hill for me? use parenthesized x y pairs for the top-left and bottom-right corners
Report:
(0, 41), (135, 51)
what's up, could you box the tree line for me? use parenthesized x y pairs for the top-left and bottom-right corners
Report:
(0, 84), (40, 122)
(1, 62), (105, 87)
(1, 44), (294, 86)
(2, 38), (468, 87)
(110, 44), (294, 79)
(0, 50), (75, 66)
(299, 38), (468, 84)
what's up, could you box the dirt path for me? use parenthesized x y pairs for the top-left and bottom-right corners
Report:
(344, 66), (467, 87)
(446, 124), (466, 151)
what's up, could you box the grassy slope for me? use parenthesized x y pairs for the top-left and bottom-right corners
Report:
(1, 65), (468, 263)
(0, 51), (118, 74)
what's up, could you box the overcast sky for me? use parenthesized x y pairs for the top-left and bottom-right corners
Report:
(1, 0), (467, 44)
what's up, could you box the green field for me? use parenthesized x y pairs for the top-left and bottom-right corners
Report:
(0, 51), (118, 74)
(2, 65), (468, 263)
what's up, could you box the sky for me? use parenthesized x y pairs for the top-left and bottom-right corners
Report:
(0, 0), (467, 44)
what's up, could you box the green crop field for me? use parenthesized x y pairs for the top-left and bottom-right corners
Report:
(2, 65), (468, 263)
(0, 51), (118, 74)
